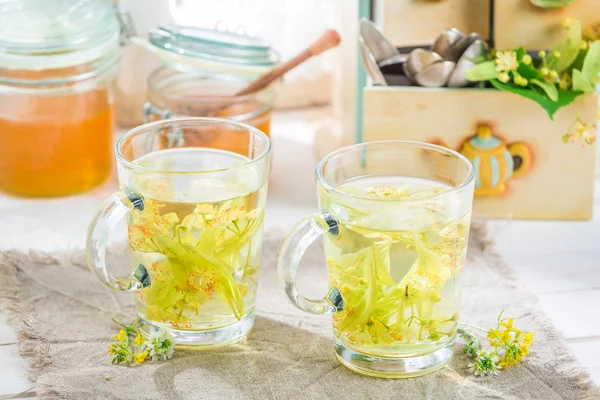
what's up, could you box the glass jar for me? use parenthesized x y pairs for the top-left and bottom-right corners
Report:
(142, 26), (279, 147)
(0, 0), (120, 197)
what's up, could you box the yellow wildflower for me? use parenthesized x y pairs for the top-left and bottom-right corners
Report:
(548, 70), (558, 81)
(116, 330), (126, 343)
(133, 333), (145, 348)
(522, 54), (532, 65)
(495, 51), (519, 73)
(538, 50), (546, 58)
(133, 350), (149, 364)
(552, 51), (561, 59)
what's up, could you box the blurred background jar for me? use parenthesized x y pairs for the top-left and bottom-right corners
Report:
(0, 0), (119, 197)
(142, 26), (279, 145)
(115, 0), (335, 127)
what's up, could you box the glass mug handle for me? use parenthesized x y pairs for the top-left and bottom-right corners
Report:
(86, 188), (149, 292)
(277, 211), (344, 315)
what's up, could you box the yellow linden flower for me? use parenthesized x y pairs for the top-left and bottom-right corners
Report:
(133, 333), (145, 348)
(498, 72), (510, 83)
(559, 72), (572, 90)
(562, 17), (575, 29)
(133, 350), (149, 364)
(565, 119), (597, 146)
(495, 51), (519, 73)
(194, 204), (215, 216)
(366, 184), (410, 199)
(407, 272), (438, 292)
(522, 54), (532, 65)
(552, 51), (561, 59)
(186, 270), (216, 293)
(245, 208), (263, 221)
(538, 50), (546, 58)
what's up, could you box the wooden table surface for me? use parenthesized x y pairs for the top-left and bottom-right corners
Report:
(1, 108), (599, 398)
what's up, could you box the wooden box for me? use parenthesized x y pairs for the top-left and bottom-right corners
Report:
(373, 0), (490, 47)
(495, 0), (600, 50)
(362, 87), (598, 220)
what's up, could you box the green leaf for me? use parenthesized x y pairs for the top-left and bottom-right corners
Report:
(490, 79), (583, 120)
(572, 69), (594, 92)
(530, 79), (559, 101)
(582, 41), (600, 85)
(515, 47), (526, 60)
(518, 63), (544, 81)
(570, 49), (588, 71)
(552, 20), (583, 73)
(465, 61), (499, 82)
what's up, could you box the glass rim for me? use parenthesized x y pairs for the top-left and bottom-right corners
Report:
(115, 117), (271, 175)
(316, 140), (476, 203)
(147, 65), (277, 104)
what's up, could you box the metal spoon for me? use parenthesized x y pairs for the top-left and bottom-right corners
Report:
(405, 49), (443, 81)
(359, 18), (399, 64)
(414, 61), (456, 87)
(359, 37), (387, 86)
(447, 39), (489, 87)
(444, 33), (484, 63)
(432, 28), (464, 60)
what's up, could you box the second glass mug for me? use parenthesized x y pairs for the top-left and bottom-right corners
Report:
(278, 141), (475, 377)
(86, 118), (270, 347)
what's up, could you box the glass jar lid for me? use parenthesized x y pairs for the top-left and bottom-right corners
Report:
(0, 0), (120, 70)
(135, 24), (279, 78)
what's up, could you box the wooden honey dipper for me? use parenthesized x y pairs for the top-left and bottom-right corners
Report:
(235, 29), (342, 97)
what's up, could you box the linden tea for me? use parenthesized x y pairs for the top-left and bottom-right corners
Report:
(130, 148), (267, 333)
(324, 176), (469, 359)
(278, 141), (474, 378)
(87, 118), (270, 348)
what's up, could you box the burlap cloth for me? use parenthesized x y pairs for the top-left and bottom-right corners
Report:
(0, 224), (598, 400)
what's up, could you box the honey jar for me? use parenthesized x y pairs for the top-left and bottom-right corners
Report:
(0, 0), (120, 197)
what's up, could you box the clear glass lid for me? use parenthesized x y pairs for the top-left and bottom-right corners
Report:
(148, 25), (279, 67)
(0, 0), (119, 69)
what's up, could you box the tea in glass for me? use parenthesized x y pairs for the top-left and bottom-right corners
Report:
(87, 118), (270, 347)
(278, 141), (474, 377)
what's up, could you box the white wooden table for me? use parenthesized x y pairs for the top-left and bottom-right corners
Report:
(1, 108), (599, 398)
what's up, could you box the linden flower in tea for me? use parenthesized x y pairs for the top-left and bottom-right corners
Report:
(323, 180), (469, 357)
(128, 194), (264, 331)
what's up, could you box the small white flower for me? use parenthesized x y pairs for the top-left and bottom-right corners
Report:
(144, 330), (175, 361)
(468, 350), (501, 377)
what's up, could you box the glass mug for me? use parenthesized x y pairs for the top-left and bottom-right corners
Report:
(278, 141), (475, 377)
(86, 118), (270, 347)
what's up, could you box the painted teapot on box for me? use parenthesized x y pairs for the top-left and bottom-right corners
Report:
(459, 123), (531, 196)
